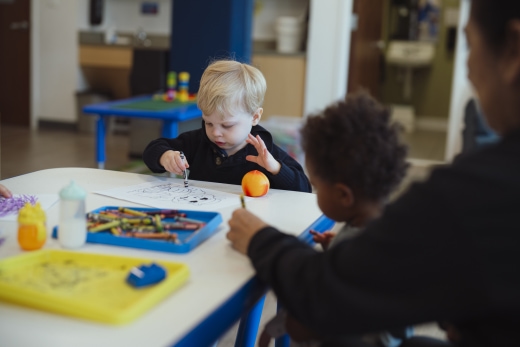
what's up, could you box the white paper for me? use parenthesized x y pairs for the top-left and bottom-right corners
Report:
(95, 181), (243, 211)
(0, 194), (60, 222)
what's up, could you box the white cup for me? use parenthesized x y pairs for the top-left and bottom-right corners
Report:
(275, 16), (304, 53)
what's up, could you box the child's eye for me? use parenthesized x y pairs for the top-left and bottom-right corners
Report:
(222, 124), (234, 129)
(205, 123), (213, 127)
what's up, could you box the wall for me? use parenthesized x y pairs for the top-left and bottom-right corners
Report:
(32, 0), (172, 125)
(381, 0), (460, 119)
(76, 0), (172, 93)
(31, 0), (351, 124)
(77, 0), (171, 34)
(304, 0), (353, 116)
(36, 0), (78, 124)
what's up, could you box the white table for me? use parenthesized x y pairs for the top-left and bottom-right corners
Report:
(0, 168), (332, 347)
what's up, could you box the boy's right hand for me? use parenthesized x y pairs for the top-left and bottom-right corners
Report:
(159, 150), (189, 175)
(309, 230), (335, 250)
(286, 314), (320, 343)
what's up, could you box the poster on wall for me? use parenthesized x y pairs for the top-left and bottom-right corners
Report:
(418, 0), (441, 42)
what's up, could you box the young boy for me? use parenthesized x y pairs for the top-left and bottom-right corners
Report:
(256, 91), (411, 347)
(143, 59), (311, 193)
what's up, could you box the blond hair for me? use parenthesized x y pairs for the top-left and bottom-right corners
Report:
(197, 60), (266, 117)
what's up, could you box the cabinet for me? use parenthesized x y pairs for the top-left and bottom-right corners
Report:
(79, 45), (133, 100)
(79, 45), (132, 68)
(252, 54), (306, 119)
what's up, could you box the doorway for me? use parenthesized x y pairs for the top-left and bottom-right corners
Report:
(0, 0), (31, 127)
(347, 0), (451, 162)
(347, 0), (384, 100)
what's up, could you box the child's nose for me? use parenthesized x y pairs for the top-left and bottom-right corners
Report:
(211, 127), (222, 137)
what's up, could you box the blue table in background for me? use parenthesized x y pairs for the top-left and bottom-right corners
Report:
(82, 95), (202, 169)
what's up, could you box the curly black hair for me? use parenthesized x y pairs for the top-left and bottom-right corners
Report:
(301, 91), (409, 202)
(471, 0), (520, 52)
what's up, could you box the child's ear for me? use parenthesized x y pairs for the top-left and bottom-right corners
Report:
(334, 183), (354, 208)
(252, 108), (263, 126)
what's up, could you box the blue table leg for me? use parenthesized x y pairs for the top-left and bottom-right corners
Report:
(163, 120), (179, 138)
(96, 115), (106, 169)
(234, 295), (266, 347)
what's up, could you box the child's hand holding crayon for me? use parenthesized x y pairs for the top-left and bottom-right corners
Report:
(309, 230), (336, 250)
(160, 150), (190, 175)
(245, 134), (282, 175)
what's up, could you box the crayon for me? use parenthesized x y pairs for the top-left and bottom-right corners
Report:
(154, 214), (164, 232)
(162, 222), (200, 230)
(143, 209), (186, 217)
(179, 151), (188, 188)
(121, 217), (153, 225)
(110, 227), (122, 236)
(176, 216), (206, 226)
(118, 207), (148, 217)
(130, 232), (178, 241)
(89, 220), (121, 232)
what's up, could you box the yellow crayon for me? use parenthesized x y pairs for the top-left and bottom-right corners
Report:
(89, 220), (121, 232)
(118, 207), (148, 217)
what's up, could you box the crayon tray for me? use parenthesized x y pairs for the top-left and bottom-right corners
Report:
(52, 206), (223, 253)
(0, 249), (189, 325)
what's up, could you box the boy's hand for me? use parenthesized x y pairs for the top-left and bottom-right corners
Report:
(309, 230), (335, 250)
(227, 208), (269, 255)
(245, 134), (281, 175)
(0, 184), (12, 198)
(286, 314), (320, 342)
(159, 150), (189, 175)
(258, 329), (272, 347)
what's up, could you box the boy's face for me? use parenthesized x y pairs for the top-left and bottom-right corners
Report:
(203, 107), (262, 156)
(305, 157), (352, 222)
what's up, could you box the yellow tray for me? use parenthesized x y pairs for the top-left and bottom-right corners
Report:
(0, 249), (189, 325)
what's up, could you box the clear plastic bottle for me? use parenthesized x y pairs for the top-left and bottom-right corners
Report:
(58, 180), (87, 249)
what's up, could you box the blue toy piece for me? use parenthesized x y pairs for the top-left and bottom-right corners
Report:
(126, 263), (167, 288)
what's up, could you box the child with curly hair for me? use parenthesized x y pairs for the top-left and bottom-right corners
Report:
(256, 91), (411, 347)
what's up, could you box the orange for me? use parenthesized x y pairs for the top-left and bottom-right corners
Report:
(242, 170), (270, 197)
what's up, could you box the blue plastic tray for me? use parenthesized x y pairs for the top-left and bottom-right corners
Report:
(52, 206), (223, 253)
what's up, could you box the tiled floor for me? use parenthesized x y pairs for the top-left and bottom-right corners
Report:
(0, 123), (448, 346)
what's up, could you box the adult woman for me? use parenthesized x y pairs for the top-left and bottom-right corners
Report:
(227, 1), (520, 346)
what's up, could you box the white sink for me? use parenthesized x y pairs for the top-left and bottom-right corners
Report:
(386, 41), (435, 68)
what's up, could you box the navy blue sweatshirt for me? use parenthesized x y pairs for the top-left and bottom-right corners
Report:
(143, 123), (311, 193)
(248, 129), (520, 347)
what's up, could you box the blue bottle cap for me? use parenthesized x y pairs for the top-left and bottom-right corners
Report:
(59, 180), (86, 200)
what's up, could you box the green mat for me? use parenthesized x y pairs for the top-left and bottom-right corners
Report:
(111, 99), (197, 111)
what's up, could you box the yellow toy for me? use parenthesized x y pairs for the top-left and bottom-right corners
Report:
(18, 202), (46, 250)
(153, 71), (196, 103)
(177, 72), (190, 102)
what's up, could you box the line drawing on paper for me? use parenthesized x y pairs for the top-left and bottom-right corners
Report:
(127, 183), (222, 206)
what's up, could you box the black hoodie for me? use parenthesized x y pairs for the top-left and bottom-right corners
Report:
(143, 123), (311, 193)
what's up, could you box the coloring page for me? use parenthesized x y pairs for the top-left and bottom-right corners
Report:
(0, 194), (59, 221)
(95, 181), (242, 211)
